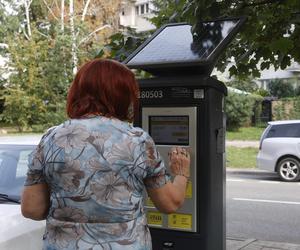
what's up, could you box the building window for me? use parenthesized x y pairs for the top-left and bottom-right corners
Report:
(121, 9), (125, 16)
(135, 2), (150, 15)
(140, 4), (145, 14)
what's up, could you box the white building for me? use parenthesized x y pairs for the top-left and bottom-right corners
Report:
(119, 0), (156, 32)
(256, 62), (300, 90)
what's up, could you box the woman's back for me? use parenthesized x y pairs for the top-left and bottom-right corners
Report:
(30, 116), (159, 249)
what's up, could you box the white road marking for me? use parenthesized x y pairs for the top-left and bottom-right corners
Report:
(259, 181), (281, 184)
(227, 179), (245, 182)
(233, 198), (300, 205)
(227, 178), (299, 185)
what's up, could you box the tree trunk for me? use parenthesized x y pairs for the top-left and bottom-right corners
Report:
(61, 0), (65, 32)
(24, 0), (32, 38)
(82, 0), (91, 22)
(69, 0), (78, 75)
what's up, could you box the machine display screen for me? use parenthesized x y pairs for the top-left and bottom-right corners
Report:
(149, 116), (189, 145)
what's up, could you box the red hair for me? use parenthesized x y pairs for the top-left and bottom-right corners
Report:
(67, 59), (139, 121)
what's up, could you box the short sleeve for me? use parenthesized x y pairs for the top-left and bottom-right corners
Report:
(24, 143), (46, 186)
(141, 133), (170, 189)
(24, 127), (55, 186)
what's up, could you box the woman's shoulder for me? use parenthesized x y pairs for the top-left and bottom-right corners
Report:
(38, 123), (63, 145)
(125, 124), (154, 143)
(38, 119), (73, 144)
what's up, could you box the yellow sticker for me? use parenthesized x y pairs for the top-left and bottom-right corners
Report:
(185, 181), (192, 198)
(147, 211), (163, 226)
(146, 197), (155, 207)
(168, 213), (192, 230)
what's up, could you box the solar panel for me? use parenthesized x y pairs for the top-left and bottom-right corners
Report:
(124, 18), (246, 69)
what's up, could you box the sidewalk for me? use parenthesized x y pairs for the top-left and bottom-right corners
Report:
(226, 140), (259, 148)
(226, 237), (300, 250)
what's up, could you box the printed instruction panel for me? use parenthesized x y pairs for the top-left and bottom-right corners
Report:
(145, 179), (196, 232)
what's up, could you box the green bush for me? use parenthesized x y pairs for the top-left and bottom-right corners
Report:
(254, 88), (270, 97)
(225, 92), (263, 131)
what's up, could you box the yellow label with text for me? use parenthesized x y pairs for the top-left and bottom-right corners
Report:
(146, 197), (155, 207)
(168, 213), (192, 230)
(147, 211), (163, 226)
(185, 181), (192, 198)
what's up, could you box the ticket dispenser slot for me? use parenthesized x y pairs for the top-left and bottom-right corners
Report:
(142, 107), (197, 232)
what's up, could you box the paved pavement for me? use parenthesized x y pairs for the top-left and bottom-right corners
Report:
(0, 134), (42, 144)
(226, 140), (259, 148)
(226, 237), (300, 250)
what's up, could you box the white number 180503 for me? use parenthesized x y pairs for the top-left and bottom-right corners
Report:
(140, 90), (163, 99)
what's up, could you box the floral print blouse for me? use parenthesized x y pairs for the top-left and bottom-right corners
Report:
(25, 116), (170, 250)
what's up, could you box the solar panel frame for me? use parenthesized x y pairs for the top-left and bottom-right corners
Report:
(123, 16), (247, 70)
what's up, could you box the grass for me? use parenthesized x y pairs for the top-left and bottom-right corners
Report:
(0, 128), (39, 136)
(226, 126), (267, 141)
(0, 124), (43, 136)
(226, 146), (258, 168)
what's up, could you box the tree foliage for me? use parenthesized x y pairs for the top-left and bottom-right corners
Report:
(226, 77), (258, 93)
(151, 0), (300, 79)
(0, 0), (122, 131)
(225, 92), (263, 131)
(96, 27), (149, 62)
(268, 79), (295, 98)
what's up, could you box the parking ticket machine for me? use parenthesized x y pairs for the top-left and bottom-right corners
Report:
(124, 17), (246, 250)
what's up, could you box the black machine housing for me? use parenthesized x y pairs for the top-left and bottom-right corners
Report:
(124, 16), (246, 250)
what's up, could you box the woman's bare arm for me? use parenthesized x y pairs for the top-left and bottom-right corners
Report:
(146, 147), (190, 214)
(147, 176), (187, 213)
(21, 183), (50, 221)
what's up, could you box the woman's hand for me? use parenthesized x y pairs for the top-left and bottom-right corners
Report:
(168, 147), (190, 179)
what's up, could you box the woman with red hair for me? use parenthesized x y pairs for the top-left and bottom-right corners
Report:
(21, 59), (190, 250)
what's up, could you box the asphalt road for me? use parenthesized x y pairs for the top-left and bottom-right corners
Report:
(227, 169), (300, 244)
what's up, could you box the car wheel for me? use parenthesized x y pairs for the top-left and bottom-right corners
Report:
(277, 157), (300, 182)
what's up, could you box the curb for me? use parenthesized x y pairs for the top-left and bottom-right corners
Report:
(226, 168), (270, 174)
(226, 237), (300, 250)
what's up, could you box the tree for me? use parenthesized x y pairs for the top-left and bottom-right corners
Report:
(0, 0), (123, 131)
(226, 77), (258, 93)
(268, 79), (295, 98)
(151, 0), (300, 79)
(96, 27), (150, 62)
(225, 92), (260, 130)
(37, 0), (122, 73)
(295, 85), (300, 96)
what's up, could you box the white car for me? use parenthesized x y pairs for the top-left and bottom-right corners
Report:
(257, 120), (300, 182)
(0, 142), (45, 250)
